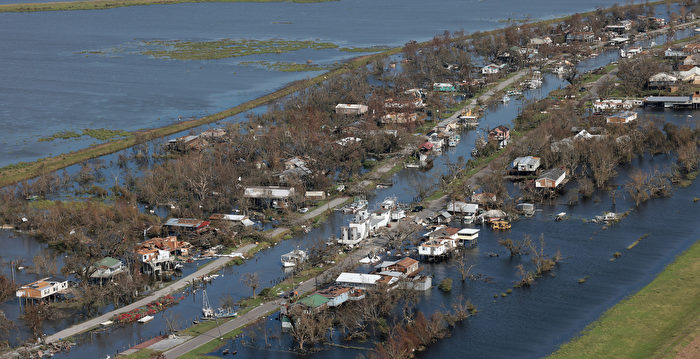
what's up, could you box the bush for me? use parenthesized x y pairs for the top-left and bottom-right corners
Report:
(259, 288), (273, 298)
(438, 278), (452, 292)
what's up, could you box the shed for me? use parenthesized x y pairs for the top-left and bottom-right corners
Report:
(536, 168), (566, 188)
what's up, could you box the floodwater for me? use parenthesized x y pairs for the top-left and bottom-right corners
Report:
(0, 0), (646, 167)
(33, 45), (699, 358)
(1, 0), (697, 357)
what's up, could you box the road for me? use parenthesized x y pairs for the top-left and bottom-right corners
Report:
(163, 240), (383, 358)
(435, 67), (533, 131)
(44, 244), (256, 344)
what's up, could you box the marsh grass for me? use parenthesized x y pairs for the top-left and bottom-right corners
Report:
(141, 38), (340, 60)
(0, 0), (337, 13)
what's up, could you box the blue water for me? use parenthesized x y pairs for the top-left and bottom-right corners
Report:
(0, 0), (652, 167)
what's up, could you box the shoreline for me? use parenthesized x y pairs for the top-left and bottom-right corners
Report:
(0, 0), (671, 188)
(0, 0), (336, 14)
(547, 240), (700, 359)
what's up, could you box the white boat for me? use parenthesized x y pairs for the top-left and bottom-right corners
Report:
(100, 320), (114, 326)
(501, 95), (510, 103)
(281, 249), (308, 267)
(341, 198), (368, 214)
(555, 212), (567, 221)
(358, 253), (381, 264)
(138, 315), (154, 323)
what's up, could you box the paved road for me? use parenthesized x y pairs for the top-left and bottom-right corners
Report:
(44, 244), (256, 344)
(164, 240), (384, 358)
(435, 67), (532, 131)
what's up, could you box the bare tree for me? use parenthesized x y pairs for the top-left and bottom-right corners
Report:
(453, 249), (475, 282)
(242, 272), (260, 298)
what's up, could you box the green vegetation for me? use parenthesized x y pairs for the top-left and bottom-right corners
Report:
(548, 240), (700, 359)
(239, 60), (334, 72)
(0, 0), (337, 13)
(38, 131), (81, 142)
(141, 38), (340, 60)
(178, 328), (242, 359)
(438, 278), (453, 292)
(122, 349), (160, 359)
(339, 46), (391, 53)
(82, 128), (131, 141)
(38, 128), (131, 142)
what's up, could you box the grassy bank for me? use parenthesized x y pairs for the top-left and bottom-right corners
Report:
(548, 240), (700, 359)
(0, 0), (335, 13)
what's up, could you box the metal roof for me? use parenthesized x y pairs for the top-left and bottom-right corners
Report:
(458, 228), (480, 235)
(336, 272), (382, 285)
(298, 294), (329, 308)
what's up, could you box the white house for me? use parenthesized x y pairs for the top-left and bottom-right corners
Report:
(335, 104), (368, 115)
(90, 257), (125, 280)
(418, 241), (448, 257)
(335, 272), (397, 289)
(606, 111), (638, 124)
(481, 63), (505, 75)
(512, 156), (541, 173)
(16, 277), (69, 300)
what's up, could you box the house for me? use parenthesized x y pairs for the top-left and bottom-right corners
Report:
(679, 67), (700, 83)
(565, 31), (596, 43)
(209, 213), (255, 227)
(683, 53), (700, 66)
(243, 186), (296, 209)
(384, 96), (424, 109)
(433, 83), (457, 92)
(606, 111), (638, 124)
(471, 192), (497, 206)
(335, 272), (398, 289)
(278, 157), (312, 182)
(168, 134), (206, 152)
(376, 257), (420, 275)
(445, 201), (478, 216)
(297, 293), (329, 314)
(619, 46), (642, 58)
(593, 99), (636, 112)
(457, 228), (480, 247)
(138, 236), (191, 257)
(304, 190), (326, 202)
(488, 125), (510, 148)
(665, 48), (686, 57)
(644, 96), (693, 108)
(536, 168), (566, 189)
(683, 43), (700, 54)
(529, 37), (552, 47)
(16, 277), (69, 300)
(163, 218), (210, 233)
(605, 20), (632, 33)
(648, 72), (678, 88)
(90, 257), (125, 280)
(316, 286), (351, 307)
(335, 104), (368, 115)
(380, 112), (422, 124)
(418, 240), (448, 257)
(481, 63), (505, 75)
(419, 141), (434, 152)
(512, 156), (541, 173)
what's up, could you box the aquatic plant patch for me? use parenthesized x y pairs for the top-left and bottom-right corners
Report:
(238, 60), (335, 72)
(141, 38), (340, 60)
(38, 128), (131, 142)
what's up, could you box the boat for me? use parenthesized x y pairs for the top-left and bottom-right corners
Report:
(490, 220), (511, 230)
(358, 252), (381, 264)
(506, 90), (522, 96)
(281, 249), (308, 267)
(501, 95), (510, 103)
(202, 290), (237, 320)
(341, 197), (368, 214)
(100, 320), (114, 326)
(137, 315), (154, 323)
(554, 212), (567, 221)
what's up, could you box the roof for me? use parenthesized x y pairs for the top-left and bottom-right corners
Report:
(420, 141), (434, 150)
(316, 286), (351, 298)
(649, 72), (678, 82)
(336, 272), (382, 285)
(645, 96), (691, 102)
(457, 228), (480, 235)
(298, 294), (329, 308)
(395, 257), (419, 268)
(243, 186), (295, 199)
(375, 260), (398, 269)
(513, 156), (540, 167)
(446, 201), (478, 213)
(538, 168), (566, 181)
(164, 218), (209, 228)
(608, 111), (637, 118)
(95, 257), (121, 268)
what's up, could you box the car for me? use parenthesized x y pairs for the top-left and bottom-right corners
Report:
(298, 207), (309, 213)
